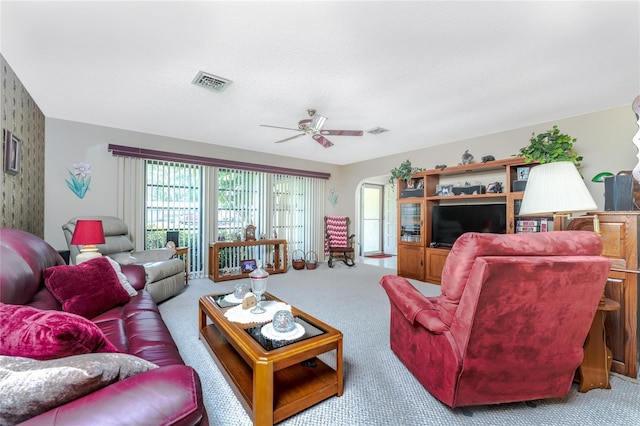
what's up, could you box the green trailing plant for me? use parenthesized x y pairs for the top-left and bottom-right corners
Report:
(516, 125), (583, 169)
(389, 160), (424, 187)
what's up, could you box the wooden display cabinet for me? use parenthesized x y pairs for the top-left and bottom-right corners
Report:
(397, 195), (425, 281)
(398, 199), (425, 245)
(568, 212), (639, 378)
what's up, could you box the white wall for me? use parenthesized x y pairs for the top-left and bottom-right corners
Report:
(343, 105), (639, 221)
(44, 119), (340, 250)
(45, 104), (639, 251)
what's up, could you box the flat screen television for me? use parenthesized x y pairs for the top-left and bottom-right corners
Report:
(431, 204), (506, 247)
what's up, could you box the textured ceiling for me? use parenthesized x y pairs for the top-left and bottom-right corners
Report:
(1, 1), (639, 165)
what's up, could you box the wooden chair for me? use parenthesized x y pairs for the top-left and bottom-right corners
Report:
(324, 216), (356, 268)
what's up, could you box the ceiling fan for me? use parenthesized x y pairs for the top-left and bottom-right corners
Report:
(260, 109), (363, 148)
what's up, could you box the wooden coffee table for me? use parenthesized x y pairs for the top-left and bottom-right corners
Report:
(198, 292), (343, 425)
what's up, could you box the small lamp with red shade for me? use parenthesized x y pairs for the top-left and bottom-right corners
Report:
(70, 220), (106, 264)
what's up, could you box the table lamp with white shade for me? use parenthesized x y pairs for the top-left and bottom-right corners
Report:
(519, 161), (599, 232)
(71, 219), (106, 264)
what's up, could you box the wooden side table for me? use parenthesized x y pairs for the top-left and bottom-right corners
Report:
(208, 239), (287, 282)
(577, 298), (620, 392)
(175, 247), (189, 284)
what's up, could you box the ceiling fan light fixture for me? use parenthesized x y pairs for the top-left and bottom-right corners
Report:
(310, 114), (327, 131)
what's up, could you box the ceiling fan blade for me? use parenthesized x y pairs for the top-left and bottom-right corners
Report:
(320, 130), (364, 136)
(260, 124), (301, 131)
(312, 134), (334, 148)
(275, 133), (306, 144)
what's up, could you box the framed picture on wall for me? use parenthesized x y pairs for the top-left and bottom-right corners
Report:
(3, 129), (21, 175)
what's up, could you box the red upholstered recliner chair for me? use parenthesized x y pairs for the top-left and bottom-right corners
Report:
(380, 231), (611, 408)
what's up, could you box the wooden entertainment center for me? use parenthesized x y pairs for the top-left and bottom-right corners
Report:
(397, 157), (532, 282)
(396, 159), (639, 380)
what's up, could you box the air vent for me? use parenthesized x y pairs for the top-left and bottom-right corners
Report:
(366, 127), (389, 135)
(192, 71), (233, 93)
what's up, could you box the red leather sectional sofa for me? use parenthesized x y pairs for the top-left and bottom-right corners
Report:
(0, 228), (208, 425)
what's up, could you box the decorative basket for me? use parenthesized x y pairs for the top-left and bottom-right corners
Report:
(292, 249), (306, 270)
(305, 251), (318, 270)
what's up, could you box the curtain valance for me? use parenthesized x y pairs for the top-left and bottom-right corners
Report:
(108, 144), (330, 180)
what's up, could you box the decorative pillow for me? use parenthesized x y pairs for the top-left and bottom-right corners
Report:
(0, 304), (119, 360)
(105, 256), (138, 297)
(43, 256), (130, 319)
(0, 353), (158, 425)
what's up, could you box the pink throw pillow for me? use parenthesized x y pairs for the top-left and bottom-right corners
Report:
(0, 304), (120, 360)
(44, 256), (130, 319)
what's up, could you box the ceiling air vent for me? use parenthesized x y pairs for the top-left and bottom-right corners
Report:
(192, 71), (233, 93)
(366, 127), (389, 135)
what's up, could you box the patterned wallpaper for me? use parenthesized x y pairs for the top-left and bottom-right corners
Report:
(1, 55), (45, 237)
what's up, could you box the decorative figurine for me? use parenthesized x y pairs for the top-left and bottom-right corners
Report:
(233, 283), (249, 299)
(245, 225), (256, 241)
(435, 164), (447, 171)
(272, 310), (296, 333)
(460, 150), (474, 165)
(481, 155), (495, 163)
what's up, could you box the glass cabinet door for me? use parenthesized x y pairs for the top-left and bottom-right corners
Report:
(399, 201), (423, 244)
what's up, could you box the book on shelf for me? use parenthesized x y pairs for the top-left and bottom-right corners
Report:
(515, 217), (549, 233)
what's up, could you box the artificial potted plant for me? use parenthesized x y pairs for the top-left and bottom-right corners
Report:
(389, 159), (424, 188)
(515, 125), (583, 169)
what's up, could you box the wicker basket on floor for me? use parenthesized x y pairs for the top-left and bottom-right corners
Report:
(292, 249), (306, 270)
(305, 251), (318, 270)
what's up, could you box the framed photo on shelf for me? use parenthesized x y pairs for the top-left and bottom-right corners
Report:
(435, 184), (454, 196)
(517, 167), (530, 181)
(3, 129), (21, 175)
(240, 259), (257, 272)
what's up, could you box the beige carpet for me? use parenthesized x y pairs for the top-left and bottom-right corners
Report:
(158, 262), (640, 425)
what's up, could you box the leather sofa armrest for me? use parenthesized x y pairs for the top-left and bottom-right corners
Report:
(20, 365), (206, 426)
(121, 264), (147, 291)
(379, 275), (448, 334)
(132, 248), (176, 263)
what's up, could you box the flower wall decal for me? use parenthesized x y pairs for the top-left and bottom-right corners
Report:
(66, 161), (92, 199)
(328, 187), (338, 206)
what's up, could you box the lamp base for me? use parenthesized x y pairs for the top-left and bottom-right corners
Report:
(75, 245), (102, 264)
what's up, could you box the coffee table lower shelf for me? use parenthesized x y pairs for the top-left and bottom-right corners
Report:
(200, 324), (341, 424)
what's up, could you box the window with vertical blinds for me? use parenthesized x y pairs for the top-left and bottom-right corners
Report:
(145, 160), (203, 277)
(216, 169), (325, 271)
(143, 161), (325, 278)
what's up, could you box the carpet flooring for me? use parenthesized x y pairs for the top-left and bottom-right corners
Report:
(158, 262), (640, 425)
